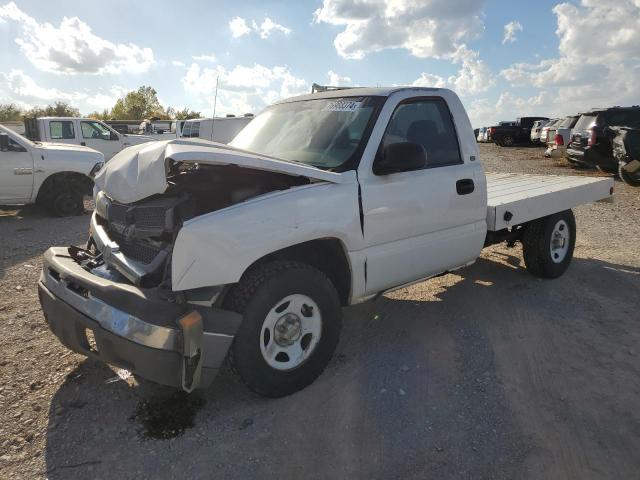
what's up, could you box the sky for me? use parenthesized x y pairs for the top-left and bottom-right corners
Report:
(0, 0), (639, 128)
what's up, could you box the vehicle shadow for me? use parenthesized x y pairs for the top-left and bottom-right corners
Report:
(43, 254), (640, 480)
(0, 204), (91, 279)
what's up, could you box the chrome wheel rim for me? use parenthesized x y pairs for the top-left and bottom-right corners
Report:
(550, 219), (570, 263)
(259, 294), (322, 371)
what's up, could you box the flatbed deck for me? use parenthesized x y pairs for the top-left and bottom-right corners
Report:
(486, 173), (614, 231)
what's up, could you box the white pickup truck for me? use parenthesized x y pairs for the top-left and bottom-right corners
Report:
(0, 125), (104, 216)
(38, 87), (613, 397)
(24, 117), (156, 161)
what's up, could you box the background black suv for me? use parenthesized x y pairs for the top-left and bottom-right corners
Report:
(567, 106), (640, 172)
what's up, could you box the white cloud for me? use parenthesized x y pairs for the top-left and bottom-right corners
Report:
(229, 16), (251, 38)
(0, 2), (154, 75)
(314, 0), (485, 60)
(502, 21), (522, 44)
(192, 54), (216, 62)
(498, 0), (640, 122)
(412, 45), (494, 96)
(182, 62), (307, 115)
(253, 18), (291, 39)
(327, 70), (352, 86)
(0, 69), (127, 112)
(231, 16), (291, 39)
(172, 60), (186, 67)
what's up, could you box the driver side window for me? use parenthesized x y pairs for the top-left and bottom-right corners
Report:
(378, 98), (462, 170)
(81, 121), (110, 140)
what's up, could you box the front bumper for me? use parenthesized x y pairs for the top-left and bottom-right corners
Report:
(38, 247), (241, 391)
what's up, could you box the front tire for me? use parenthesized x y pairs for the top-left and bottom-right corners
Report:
(618, 162), (640, 186)
(50, 190), (84, 217)
(522, 210), (576, 278)
(224, 260), (342, 397)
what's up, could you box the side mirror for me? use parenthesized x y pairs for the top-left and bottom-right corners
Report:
(373, 142), (427, 175)
(0, 133), (9, 151)
(110, 131), (119, 141)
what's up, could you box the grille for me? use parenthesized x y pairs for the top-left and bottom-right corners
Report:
(132, 207), (167, 228)
(108, 231), (160, 265)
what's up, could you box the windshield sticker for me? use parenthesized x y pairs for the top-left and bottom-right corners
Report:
(323, 100), (362, 112)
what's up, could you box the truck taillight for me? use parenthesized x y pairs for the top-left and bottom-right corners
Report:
(587, 129), (597, 146)
(554, 134), (564, 146)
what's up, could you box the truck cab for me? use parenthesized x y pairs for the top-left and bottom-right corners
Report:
(24, 117), (156, 160)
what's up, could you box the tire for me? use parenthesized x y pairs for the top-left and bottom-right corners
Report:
(522, 210), (576, 279)
(618, 162), (640, 186)
(224, 260), (342, 397)
(50, 189), (85, 217)
(501, 135), (515, 147)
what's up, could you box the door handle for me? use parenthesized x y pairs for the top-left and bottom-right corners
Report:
(80, 142), (86, 146)
(456, 178), (475, 195)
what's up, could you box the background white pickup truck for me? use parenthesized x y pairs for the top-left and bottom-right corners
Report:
(24, 117), (156, 160)
(0, 125), (104, 216)
(38, 87), (613, 397)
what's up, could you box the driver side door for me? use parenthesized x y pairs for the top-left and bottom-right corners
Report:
(80, 121), (121, 160)
(360, 97), (486, 295)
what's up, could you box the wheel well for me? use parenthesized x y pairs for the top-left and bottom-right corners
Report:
(36, 172), (93, 205)
(243, 239), (352, 306)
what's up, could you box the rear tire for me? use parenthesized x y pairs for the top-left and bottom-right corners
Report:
(618, 162), (640, 186)
(522, 210), (576, 278)
(501, 135), (515, 147)
(224, 260), (342, 397)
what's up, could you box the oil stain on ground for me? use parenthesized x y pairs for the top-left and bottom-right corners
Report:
(132, 391), (206, 440)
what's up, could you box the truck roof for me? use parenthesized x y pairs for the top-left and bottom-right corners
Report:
(279, 86), (448, 103)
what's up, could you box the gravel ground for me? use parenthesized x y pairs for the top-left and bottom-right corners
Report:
(1, 143), (639, 479)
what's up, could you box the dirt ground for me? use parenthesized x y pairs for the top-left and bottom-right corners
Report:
(1, 143), (639, 479)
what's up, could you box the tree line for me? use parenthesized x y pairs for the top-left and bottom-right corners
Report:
(0, 86), (201, 123)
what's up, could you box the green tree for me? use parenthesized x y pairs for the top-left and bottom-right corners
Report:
(26, 101), (81, 117)
(0, 103), (24, 122)
(167, 107), (202, 120)
(87, 109), (111, 120)
(110, 86), (167, 120)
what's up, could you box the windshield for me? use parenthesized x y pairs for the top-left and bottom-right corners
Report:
(229, 96), (383, 169)
(559, 116), (578, 128)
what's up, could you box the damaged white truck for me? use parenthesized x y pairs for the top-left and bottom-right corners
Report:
(38, 87), (614, 397)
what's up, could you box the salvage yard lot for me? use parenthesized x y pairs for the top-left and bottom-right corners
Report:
(1, 143), (639, 479)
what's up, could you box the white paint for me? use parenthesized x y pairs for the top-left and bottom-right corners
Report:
(0, 124), (103, 204)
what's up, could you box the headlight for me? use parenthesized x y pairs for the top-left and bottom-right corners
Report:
(89, 161), (104, 178)
(95, 190), (111, 219)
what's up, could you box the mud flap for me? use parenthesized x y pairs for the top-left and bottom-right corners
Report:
(178, 311), (203, 393)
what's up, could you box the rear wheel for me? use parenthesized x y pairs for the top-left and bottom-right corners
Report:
(522, 210), (576, 278)
(224, 260), (342, 397)
(618, 162), (640, 186)
(501, 135), (515, 147)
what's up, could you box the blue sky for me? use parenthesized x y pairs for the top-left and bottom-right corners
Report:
(1, 0), (639, 127)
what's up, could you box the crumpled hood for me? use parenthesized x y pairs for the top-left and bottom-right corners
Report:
(94, 138), (345, 204)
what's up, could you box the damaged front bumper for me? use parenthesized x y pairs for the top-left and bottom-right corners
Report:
(38, 247), (241, 391)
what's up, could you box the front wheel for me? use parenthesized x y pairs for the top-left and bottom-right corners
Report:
(224, 260), (342, 397)
(522, 210), (576, 278)
(618, 162), (640, 186)
(50, 190), (85, 217)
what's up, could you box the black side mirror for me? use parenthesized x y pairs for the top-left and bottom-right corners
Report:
(374, 142), (427, 175)
(110, 131), (119, 140)
(0, 133), (9, 151)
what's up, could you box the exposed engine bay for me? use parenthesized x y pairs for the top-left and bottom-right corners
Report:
(92, 161), (311, 287)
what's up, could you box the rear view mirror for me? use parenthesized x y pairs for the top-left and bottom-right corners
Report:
(374, 142), (427, 175)
(0, 133), (9, 151)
